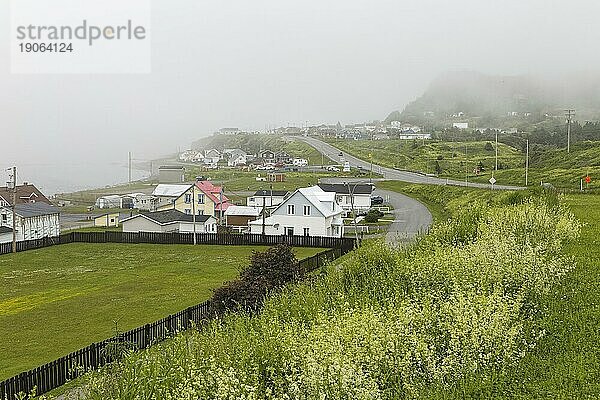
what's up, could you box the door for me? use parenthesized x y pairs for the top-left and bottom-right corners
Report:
(285, 227), (294, 236)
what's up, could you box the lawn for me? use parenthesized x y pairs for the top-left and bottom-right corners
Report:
(377, 182), (600, 397)
(500, 193), (600, 397)
(0, 243), (323, 380)
(324, 138), (600, 190)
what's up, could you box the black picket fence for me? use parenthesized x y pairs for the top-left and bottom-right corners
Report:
(0, 231), (356, 256)
(0, 244), (351, 399)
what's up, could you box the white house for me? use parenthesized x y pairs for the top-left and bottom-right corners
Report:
(249, 186), (344, 237)
(121, 210), (217, 233)
(247, 189), (289, 209)
(0, 203), (60, 243)
(318, 183), (373, 216)
(452, 122), (469, 129)
(204, 149), (222, 167)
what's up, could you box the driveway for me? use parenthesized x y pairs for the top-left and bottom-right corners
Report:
(320, 177), (433, 244)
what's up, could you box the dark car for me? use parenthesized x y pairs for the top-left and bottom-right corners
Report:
(370, 195), (384, 205)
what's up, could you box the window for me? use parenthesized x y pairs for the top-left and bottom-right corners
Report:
(1, 214), (6, 223)
(197, 193), (205, 204)
(184, 193), (192, 204)
(185, 208), (191, 215)
(287, 204), (295, 215)
(303, 205), (311, 216)
(303, 227), (310, 236)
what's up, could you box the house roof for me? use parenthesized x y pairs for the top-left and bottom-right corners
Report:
(0, 226), (13, 234)
(195, 180), (231, 211)
(0, 184), (51, 206)
(13, 203), (60, 218)
(318, 183), (374, 195)
(225, 206), (261, 217)
(271, 186), (342, 218)
(152, 184), (193, 198)
(253, 189), (289, 197)
(121, 210), (213, 225)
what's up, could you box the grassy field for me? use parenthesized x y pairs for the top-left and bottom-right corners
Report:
(501, 193), (600, 397)
(324, 138), (600, 190)
(376, 183), (600, 397)
(67, 187), (586, 399)
(0, 243), (323, 380)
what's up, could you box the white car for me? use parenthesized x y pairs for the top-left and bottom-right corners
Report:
(326, 166), (340, 172)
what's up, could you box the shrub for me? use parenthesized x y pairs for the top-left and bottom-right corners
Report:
(363, 209), (384, 223)
(210, 244), (301, 314)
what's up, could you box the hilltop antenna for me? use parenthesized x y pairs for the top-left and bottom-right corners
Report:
(565, 109), (575, 153)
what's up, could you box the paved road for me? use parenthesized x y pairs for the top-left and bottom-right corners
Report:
(295, 136), (523, 190)
(320, 177), (433, 244)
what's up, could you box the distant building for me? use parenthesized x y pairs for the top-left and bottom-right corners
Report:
(318, 183), (373, 216)
(94, 212), (120, 228)
(259, 150), (276, 163)
(224, 206), (261, 231)
(95, 195), (123, 209)
(121, 210), (217, 233)
(0, 203), (60, 242)
(219, 128), (240, 135)
(158, 166), (186, 183)
(247, 189), (289, 209)
(452, 122), (469, 130)
(267, 173), (286, 182)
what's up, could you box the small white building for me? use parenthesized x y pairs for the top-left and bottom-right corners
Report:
(292, 158), (308, 167)
(95, 195), (123, 209)
(121, 210), (217, 233)
(247, 190), (289, 209)
(452, 122), (469, 130)
(318, 183), (373, 216)
(249, 186), (344, 237)
(0, 203), (60, 243)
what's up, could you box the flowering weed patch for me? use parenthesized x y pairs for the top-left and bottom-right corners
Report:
(56, 197), (580, 399)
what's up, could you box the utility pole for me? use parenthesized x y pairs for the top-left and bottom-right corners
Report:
(495, 131), (498, 172)
(369, 153), (373, 184)
(565, 109), (575, 153)
(11, 166), (17, 253)
(345, 182), (360, 247)
(525, 139), (529, 186)
(192, 184), (197, 245)
(261, 198), (266, 236)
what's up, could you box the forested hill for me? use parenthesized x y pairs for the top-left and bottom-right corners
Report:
(387, 71), (600, 125)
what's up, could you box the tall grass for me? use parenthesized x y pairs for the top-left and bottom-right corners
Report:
(52, 198), (579, 399)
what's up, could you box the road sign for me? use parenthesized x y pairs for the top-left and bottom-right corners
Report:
(489, 177), (497, 185)
(585, 175), (591, 184)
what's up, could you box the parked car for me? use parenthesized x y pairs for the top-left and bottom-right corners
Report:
(370, 195), (384, 205)
(326, 166), (340, 172)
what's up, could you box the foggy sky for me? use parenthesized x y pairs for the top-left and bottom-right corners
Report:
(1, 0), (600, 173)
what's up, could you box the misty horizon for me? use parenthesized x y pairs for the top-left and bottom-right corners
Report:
(2, 0), (600, 191)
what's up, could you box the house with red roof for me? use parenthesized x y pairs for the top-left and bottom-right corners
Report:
(195, 179), (231, 220)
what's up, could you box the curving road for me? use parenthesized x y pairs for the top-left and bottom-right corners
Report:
(295, 136), (524, 190)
